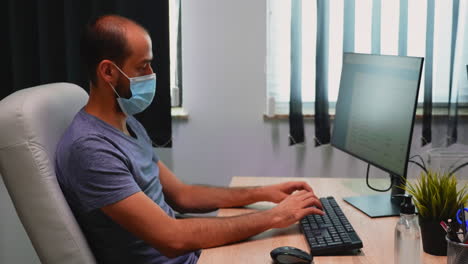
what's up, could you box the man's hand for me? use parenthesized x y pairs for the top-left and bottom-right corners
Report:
(269, 190), (324, 229)
(261, 181), (318, 203)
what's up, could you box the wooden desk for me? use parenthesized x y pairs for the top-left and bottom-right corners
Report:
(198, 177), (447, 264)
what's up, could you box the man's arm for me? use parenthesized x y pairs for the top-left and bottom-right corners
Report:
(101, 190), (323, 258)
(157, 161), (319, 213)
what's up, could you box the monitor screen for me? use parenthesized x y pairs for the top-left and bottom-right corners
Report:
(332, 53), (424, 178)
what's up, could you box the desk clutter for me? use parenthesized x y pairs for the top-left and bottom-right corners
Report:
(441, 207), (468, 264)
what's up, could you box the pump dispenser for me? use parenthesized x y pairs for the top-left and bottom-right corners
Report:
(394, 194), (421, 264)
(399, 195), (416, 214)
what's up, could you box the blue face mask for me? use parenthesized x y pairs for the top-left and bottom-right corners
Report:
(109, 63), (157, 116)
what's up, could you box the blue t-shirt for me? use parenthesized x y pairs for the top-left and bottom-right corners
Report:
(55, 108), (199, 264)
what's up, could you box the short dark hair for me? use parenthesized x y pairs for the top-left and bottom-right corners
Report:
(80, 15), (138, 85)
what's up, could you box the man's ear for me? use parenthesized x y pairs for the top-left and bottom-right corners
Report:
(97, 60), (117, 85)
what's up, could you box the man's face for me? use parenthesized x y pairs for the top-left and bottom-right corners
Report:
(115, 27), (154, 99)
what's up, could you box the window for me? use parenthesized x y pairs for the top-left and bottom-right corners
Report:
(266, 0), (466, 115)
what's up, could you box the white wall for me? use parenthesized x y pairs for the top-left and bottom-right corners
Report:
(158, 0), (359, 186)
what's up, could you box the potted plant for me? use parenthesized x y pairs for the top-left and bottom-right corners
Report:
(403, 169), (468, 256)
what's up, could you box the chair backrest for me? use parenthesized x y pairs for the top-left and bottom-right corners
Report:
(0, 83), (97, 264)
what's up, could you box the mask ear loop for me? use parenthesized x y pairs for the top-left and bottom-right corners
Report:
(108, 82), (121, 98)
(110, 62), (135, 98)
(108, 62), (128, 98)
(111, 62), (131, 79)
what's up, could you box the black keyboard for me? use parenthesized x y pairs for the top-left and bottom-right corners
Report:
(300, 196), (363, 255)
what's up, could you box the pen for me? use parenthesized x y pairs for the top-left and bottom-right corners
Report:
(461, 205), (467, 236)
(447, 219), (461, 243)
(463, 207), (468, 243)
(440, 221), (448, 232)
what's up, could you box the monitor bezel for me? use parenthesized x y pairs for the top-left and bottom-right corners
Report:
(331, 52), (424, 179)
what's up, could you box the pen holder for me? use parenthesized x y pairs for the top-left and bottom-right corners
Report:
(446, 236), (468, 264)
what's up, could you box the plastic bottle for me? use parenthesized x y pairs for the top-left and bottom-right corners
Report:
(394, 195), (421, 264)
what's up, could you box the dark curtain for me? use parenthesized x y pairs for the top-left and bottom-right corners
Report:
(421, 0), (435, 146)
(398, 0), (408, 56)
(289, 0), (331, 146)
(314, 0), (331, 146)
(446, 0), (461, 146)
(371, 0), (381, 54)
(289, 0), (305, 145)
(343, 0), (355, 53)
(2, 0), (172, 148)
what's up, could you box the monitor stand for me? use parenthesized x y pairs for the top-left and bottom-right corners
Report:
(343, 174), (406, 218)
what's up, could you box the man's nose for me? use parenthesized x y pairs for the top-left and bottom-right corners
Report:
(147, 64), (154, 75)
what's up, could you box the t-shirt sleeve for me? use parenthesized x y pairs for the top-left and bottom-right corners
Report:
(152, 149), (160, 164)
(68, 135), (141, 212)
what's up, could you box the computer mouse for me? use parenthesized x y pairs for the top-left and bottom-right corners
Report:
(270, 246), (313, 264)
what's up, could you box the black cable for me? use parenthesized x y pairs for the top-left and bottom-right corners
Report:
(366, 163), (394, 192)
(409, 154), (427, 171)
(365, 154), (461, 192)
(408, 160), (428, 174)
(408, 154), (467, 176)
(449, 161), (468, 176)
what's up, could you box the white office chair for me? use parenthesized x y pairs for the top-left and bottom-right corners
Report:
(0, 83), (97, 264)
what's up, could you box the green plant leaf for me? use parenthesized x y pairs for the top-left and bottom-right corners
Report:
(402, 169), (468, 221)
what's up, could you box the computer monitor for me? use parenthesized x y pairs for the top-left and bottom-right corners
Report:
(331, 53), (424, 218)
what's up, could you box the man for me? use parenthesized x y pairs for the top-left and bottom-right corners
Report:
(55, 15), (324, 264)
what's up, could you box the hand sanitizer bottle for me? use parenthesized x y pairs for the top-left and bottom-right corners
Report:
(394, 195), (421, 264)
